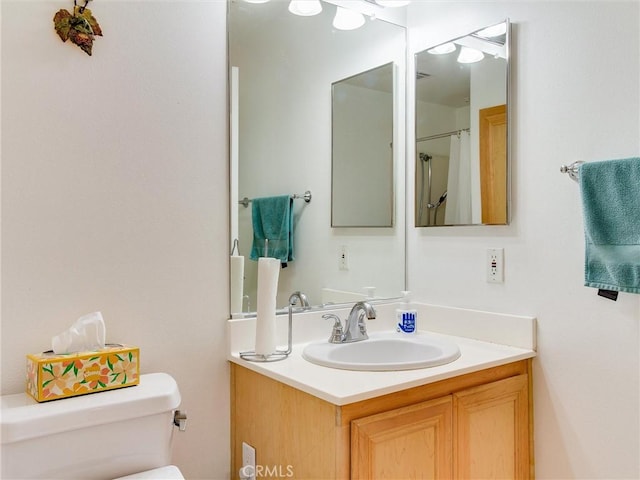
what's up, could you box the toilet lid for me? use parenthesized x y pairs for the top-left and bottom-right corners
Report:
(113, 465), (184, 479)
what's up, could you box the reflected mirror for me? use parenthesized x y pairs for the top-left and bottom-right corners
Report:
(415, 20), (510, 227)
(229, 0), (406, 314)
(332, 62), (394, 227)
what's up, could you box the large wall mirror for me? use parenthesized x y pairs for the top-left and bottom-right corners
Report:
(415, 20), (510, 227)
(229, 0), (407, 314)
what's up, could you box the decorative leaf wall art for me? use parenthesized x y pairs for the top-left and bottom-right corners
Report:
(54, 0), (102, 56)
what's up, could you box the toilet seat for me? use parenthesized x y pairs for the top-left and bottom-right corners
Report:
(113, 465), (184, 479)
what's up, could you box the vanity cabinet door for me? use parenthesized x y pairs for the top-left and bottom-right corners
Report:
(351, 396), (453, 479)
(454, 374), (530, 479)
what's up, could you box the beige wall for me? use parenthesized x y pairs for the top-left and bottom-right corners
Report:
(3, 1), (639, 480)
(1, 1), (229, 478)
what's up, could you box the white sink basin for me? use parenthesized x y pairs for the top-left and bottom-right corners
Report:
(302, 331), (461, 371)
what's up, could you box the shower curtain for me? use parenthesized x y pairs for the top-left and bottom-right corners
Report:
(444, 131), (472, 224)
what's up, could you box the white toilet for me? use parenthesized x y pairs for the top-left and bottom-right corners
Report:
(0, 372), (185, 479)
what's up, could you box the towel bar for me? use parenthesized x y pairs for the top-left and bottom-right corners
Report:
(560, 161), (584, 181)
(239, 190), (312, 208)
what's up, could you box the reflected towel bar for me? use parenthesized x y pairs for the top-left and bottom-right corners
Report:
(238, 190), (312, 208)
(560, 161), (584, 181)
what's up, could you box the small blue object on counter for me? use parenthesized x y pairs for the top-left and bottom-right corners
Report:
(397, 311), (417, 333)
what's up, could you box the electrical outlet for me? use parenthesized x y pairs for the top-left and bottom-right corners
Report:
(241, 442), (256, 480)
(486, 248), (504, 283)
(339, 245), (349, 271)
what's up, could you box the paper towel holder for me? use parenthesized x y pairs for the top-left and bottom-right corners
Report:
(231, 238), (240, 255)
(239, 303), (294, 362)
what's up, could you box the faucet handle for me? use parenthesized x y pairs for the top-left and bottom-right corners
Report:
(323, 314), (343, 343)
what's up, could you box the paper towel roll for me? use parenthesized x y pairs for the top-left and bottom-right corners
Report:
(230, 255), (244, 314)
(255, 257), (280, 356)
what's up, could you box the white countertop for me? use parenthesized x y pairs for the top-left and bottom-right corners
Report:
(227, 302), (536, 406)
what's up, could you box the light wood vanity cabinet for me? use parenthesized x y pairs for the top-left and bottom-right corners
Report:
(351, 374), (530, 479)
(231, 359), (533, 479)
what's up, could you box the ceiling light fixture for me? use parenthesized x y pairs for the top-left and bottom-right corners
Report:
(333, 6), (365, 30)
(243, 0), (270, 3)
(457, 47), (484, 64)
(288, 0), (323, 16)
(375, 0), (410, 6)
(476, 23), (507, 38)
(427, 42), (456, 55)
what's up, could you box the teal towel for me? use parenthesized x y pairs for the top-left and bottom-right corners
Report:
(250, 195), (294, 264)
(580, 157), (640, 294)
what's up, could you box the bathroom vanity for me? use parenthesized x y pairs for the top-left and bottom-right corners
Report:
(231, 359), (531, 479)
(228, 303), (536, 479)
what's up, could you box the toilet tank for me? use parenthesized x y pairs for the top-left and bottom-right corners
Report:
(1, 373), (181, 480)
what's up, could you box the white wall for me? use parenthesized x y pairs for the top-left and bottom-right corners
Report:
(407, 2), (639, 478)
(1, 1), (229, 478)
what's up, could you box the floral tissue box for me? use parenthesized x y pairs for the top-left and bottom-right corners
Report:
(26, 344), (139, 402)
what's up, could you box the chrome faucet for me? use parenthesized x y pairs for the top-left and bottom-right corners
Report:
(324, 301), (376, 344)
(288, 291), (310, 309)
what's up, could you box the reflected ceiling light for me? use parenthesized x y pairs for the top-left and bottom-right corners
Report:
(375, 0), (410, 6)
(457, 47), (484, 64)
(427, 42), (456, 55)
(333, 6), (365, 30)
(288, 0), (322, 16)
(476, 23), (507, 38)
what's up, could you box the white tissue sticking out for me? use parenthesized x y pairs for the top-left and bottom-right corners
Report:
(52, 311), (106, 354)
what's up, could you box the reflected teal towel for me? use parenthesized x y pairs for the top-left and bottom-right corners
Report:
(250, 195), (294, 264)
(580, 157), (640, 294)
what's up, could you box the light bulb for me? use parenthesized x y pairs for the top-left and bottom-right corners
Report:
(288, 0), (322, 16)
(427, 42), (456, 55)
(457, 47), (484, 64)
(333, 6), (365, 30)
(477, 23), (507, 38)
